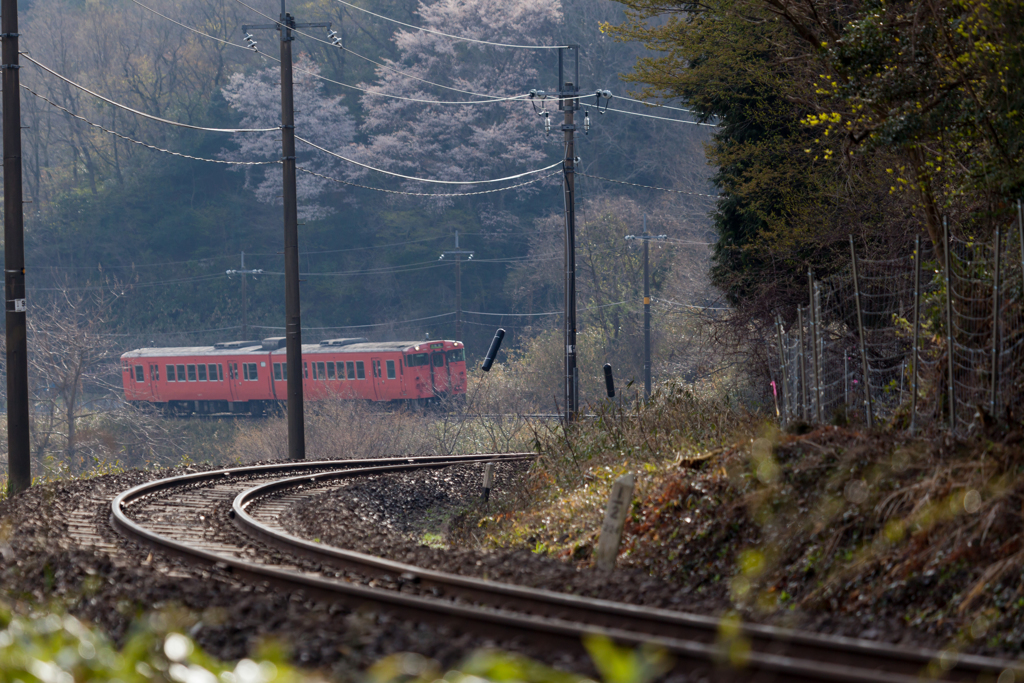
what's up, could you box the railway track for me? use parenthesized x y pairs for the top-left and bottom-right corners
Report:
(109, 456), (1022, 683)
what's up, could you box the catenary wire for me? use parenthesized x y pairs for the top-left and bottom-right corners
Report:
(22, 54), (279, 133)
(331, 0), (568, 49)
(297, 136), (562, 184)
(297, 166), (558, 197)
(578, 172), (719, 198)
(23, 85), (280, 166)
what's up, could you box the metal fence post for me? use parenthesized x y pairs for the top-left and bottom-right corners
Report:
(850, 235), (873, 429)
(816, 280), (824, 421)
(775, 315), (789, 427)
(944, 217), (956, 432)
(809, 270), (822, 423)
(910, 235), (921, 435)
(991, 226), (1001, 417)
(798, 305), (808, 422)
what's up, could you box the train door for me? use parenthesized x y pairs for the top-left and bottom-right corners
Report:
(429, 351), (449, 396)
(370, 357), (384, 400)
(227, 359), (241, 402)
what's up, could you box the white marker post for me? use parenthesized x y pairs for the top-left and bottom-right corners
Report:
(482, 462), (496, 502)
(596, 473), (635, 571)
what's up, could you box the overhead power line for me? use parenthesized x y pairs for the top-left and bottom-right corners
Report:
(252, 311), (456, 330)
(22, 55), (279, 133)
(297, 136), (562, 184)
(332, 0), (568, 49)
(297, 166), (558, 197)
(578, 172), (719, 198)
(23, 85), (280, 166)
(581, 102), (716, 127)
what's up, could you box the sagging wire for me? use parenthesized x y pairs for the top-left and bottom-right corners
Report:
(296, 135), (562, 184)
(297, 167), (559, 196)
(22, 84), (280, 166)
(22, 54), (279, 133)
(330, 0), (569, 50)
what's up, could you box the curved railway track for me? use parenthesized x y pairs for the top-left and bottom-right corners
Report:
(110, 456), (1022, 683)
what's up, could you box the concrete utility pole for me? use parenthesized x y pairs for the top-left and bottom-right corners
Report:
(3, 0), (32, 494)
(560, 46), (580, 423)
(226, 251), (264, 339)
(626, 214), (666, 400)
(440, 231), (473, 342)
(242, 6), (330, 461)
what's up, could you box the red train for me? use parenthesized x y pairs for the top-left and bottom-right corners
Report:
(121, 336), (467, 415)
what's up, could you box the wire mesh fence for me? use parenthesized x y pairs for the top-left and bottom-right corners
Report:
(770, 202), (1024, 437)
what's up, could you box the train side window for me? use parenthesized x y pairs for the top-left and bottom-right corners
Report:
(187, 365), (197, 382)
(316, 362), (326, 380)
(327, 362), (335, 380)
(346, 361), (355, 379)
(177, 365), (186, 382)
(198, 365), (208, 381)
(134, 366), (144, 382)
(303, 362), (308, 379)
(151, 365), (160, 381)
(356, 361), (365, 379)
(386, 360), (396, 380)
(399, 359), (403, 375)
(274, 363), (281, 381)
(208, 364), (218, 381)
(166, 365), (176, 382)
(218, 364), (224, 381)
(244, 363), (258, 380)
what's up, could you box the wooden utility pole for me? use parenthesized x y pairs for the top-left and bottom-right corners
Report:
(560, 46), (579, 422)
(441, 231), (473, 342)
(626, 214), (666, 399)
(242, 6), (329, 461)
(3, 0), (32, 494)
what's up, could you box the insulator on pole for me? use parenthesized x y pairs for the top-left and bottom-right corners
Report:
(603, 363), (615, 398)
(481, 328), (506, 372)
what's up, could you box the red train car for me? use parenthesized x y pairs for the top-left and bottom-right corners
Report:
(121, 336), (467, 415)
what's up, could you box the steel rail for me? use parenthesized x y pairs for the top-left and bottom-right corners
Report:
(111, 458), (1022, 683)
(235, 468), (1023, 683)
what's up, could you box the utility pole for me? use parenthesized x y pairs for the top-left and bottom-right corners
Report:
(242, 7), (329, 461)
(440, 231), (473, 341)
(226, 251), (264, 339)
(560, 46), (580, 423)
(626, 214), (666, 400)
(3, 0), (31, 494)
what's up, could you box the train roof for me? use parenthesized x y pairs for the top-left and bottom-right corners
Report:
(121, 339), (460, 359)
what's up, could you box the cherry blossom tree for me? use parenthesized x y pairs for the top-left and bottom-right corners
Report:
(221, 54), (357, 219)
(346, 0), (564, 202)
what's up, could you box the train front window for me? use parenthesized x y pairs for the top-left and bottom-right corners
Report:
(198, 365), (207, 381)
(356, 361), (365, 379)
(446, 349), (465, 363)
(406, 353), (429, 367)
(432, 353), (445, 367)
(134, 366), (144, 382)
